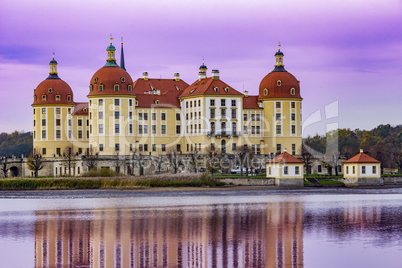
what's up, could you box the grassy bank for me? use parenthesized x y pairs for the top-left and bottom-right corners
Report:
(0, 174), (224, 190)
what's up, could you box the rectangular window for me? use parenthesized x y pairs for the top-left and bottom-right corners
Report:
(176, 113), (180, 120)
(139, 113), (143, 120)
(68, 119), (71, 126)
(231, 109), (236, 119)
(114, 99), (120, 106)
(56, 108), (61, 114)
(99, 85), (104, 91)
(186, 101), (188, 108)
(115, 124), (120, 133)
(99, 144), (104, 151)
(42, 130), (46, 139)
(139, 144), (143, 152)
(129, 112), (132, 119)
(276, 102), (281, 108)
(276, 144), (281, 153)
(78, 119), (82, 126)
(68, 130), (72, 139)
(99, 99), (103, 106)
(198, 100), (201, 106)
(291, 102), (295, 108)
(139, 125), (143, 134)
(78, 130), (82, 139)
(115, 143), (120, 151)
(373, 166), (377, 174)
(256, 144), (260, 154)
(210, 109), (215, 119)
(190, 101), (192, 108)
(42, 148), (46, 155)
(144, 113), (148, 120)
(292, 125), (296, 134)
(243, 126), (247, 134)
(152, 113), (156, 121)
(292, 113), (295, 121)
(42, 119), (46, 126)
(152, 125), (156, 134)
(161, 125), (166, 134)
(56, 148), (61, 155)
(56, 130), (61, 139)
(129, 124), (133, 134)
(251, 114), (255, 121)
(276, 113), (281, 120)
(176, 125), (181, 134)
(284, 166), (288, 175)
(42, 108), (46, 114)
(114, 111), (119, 119)
(221, 108), (226, 117)
(177, 144), (181, 152)
(161, 113), (166, 121)
(99, 124), (103, 134)
(244, 114), (247, 121)
(162, 144), (166, 152)
(251, 126), (255, 134)
(231, 100), (236, 107)
(87, 130), (89, 139)
(221, 99), (226, 106)
(318, 165), (322, 173)
(86, 120), (89, 126)
(98, 111), (103, 119)
(256, 114), (260, 121)
(292, 144), (296, 155)
(152, 144), (156, 151)
(256, 126), (260, 134)
(353, 166), (356, 174)
(276, 125), (281, 134)
(144, 125), (148, 134)
(232, 143), (236, 151)
(346, 166), (349, 174)
(210, 99), (215, 106)
(362, 166), (366, 174)
(295, 166), (299, 175)
(144, 144), (148, 152)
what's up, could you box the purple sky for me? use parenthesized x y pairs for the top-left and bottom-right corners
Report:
(1, 0), (401, 137)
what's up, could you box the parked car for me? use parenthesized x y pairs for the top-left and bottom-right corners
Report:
(230, 166), (247, 174)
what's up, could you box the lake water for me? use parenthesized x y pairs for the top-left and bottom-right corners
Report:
(1, 188), (402, 267)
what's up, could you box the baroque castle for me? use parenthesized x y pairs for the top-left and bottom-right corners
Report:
(32, 37), (302, 165)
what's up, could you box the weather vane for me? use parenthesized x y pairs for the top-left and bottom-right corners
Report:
(278, 41), (281, 51)
(110, 34), (113, 43)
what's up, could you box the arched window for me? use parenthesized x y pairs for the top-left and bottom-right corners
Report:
(277, 80), (282, 86)
(67, 95), (71, 102)
(221, 139), (226, 154)
(114, 84), (119, 92)
(263, 88), (268, 95)
(42, 95), (46, 101)
(290, 88), (295, 95)
(128, 84), (132, 92)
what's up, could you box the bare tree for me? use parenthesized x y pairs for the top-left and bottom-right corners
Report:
(205, 145), (221, 175)
(82, 147), (98, 171)
(113, 152), (124, 174)
(189, 150), (200, 173)
(62, 146), (76, 176)
(301, 144), (313, 177)
(168, 149), (182, 174)
(0, 157), (9, 178)
(235, 145), (252, 176)
(26, 149), (46, 177)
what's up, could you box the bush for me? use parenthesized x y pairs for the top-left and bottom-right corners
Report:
(81, 168), (122, 177)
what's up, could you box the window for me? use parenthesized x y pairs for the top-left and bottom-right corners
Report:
(42, 95), (46, 101)
(292, 125), (296, 134)
(68, 119), (71, 126)
(99, 112), (103, 119)
(210, 122), (215, 133)
(277, 80), (282, 86)
(68, 130), (72, 139)
(243, 126), (247, 134)
(318, 165), (322, 173)
(256, 126), (260, 134)
(129, 99), (132, 106)
(256, 114), (260, 121)
(114, 84), (119, 92)
(121, 77), (125, 83)
(144, 125), (148, 134)
(55, 95), (61, 101)
(284, 166), (288, 175)
(152, 144), (156, 152)
(210, 99), (215, 106)
(99, 84), (104, 91)
(198, 100), (201, 106)
(232, 143), (236, 151)
(231, 109), (236, 119)
(87, 130), (89, 138)
(176, 113), (180, 121)
(139, 113), (143, 120)
(42, 108), (46, 114)
(251, 126), (255, 134)
(292, 113), (295, 121)
(290, 88), (295, 95)
(78, 130), (82, 139)
(114, 99), (119, 106)
(291, 102), (295, 108)
(210, 109), (215, 119)
(292, 144), (296, 155)
(99, 124), (103, 133)
(221, 99), (226, 106)
(34, 120), (36, 127)
(67, 95), (71, 102)
(256, 144), (260, 154)
(177, 144), (181, 152)
(86, 120), (89, 126)
(42, 119), (46, 126)
(144, 144), (148, 152)
(244, 114), (247, 121)
(56, 119), (60, 126)
(295, 166), (299, 175)
(114, 111), (119, 119)
(139, 125), (143, 134)
(276, 144), (281, 153)
(99, 144), (104, 151)
(115, 124), (119, 133)
(353, 166), (356, 174)
(42, 130), (46, 139)
(232, 122), (237, 134)
(144, 113), (148, 120)
(56, 108), (61, 114)
(56, 148), (61, 155)
(276, 125), (281, 134)
(162, 144), (166, 152)
(42, 148), (46, 155)
(276, 113), (281, 120)
(99, 99), (103, 106)
(251, 114), (255, 121)
(346, 166), (349, 174)
(231, 100), (236, 107)
(362, 166), (366, 174)
(263, 88), (268, 95)
(186, 102), (188, 108)
(139, 144), (143, 152)
(129, 112), (132, 119)
(115, 143), (120, 151)
(56, 130), (61, 139)
(152, 113), (156, 121)
(128, 85), (132, 91)
(78, 119), (82, 126)
(152, 125), (156, 134)
(373, 166), (377, 174)
(190, 101), (192, 108)
(221, 108), (226, 117)
(161, 113), (166, 121)
(276, 102), (281, 108)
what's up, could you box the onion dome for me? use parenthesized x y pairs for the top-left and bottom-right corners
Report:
(259, 43), (301, 99)
(88, 36), (134, 96)
(33, 53), (74, 105)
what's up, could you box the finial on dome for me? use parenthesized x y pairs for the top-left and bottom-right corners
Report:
(121, 35), (123, 44)
(52, 50), (55, 59)
(278, 41), (281, 51)
(110, 34), (114, 44)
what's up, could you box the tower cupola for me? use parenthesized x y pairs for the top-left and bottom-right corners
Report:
(198, 58), (207, 80)
(105, 34), (118, 67)
(48, 51), (60, 79)
(273, 42), (286, 72)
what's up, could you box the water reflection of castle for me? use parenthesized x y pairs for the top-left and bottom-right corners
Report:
(35, 203), (304, 267)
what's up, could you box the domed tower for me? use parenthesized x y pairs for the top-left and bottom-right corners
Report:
(88, 36), (136, 155)
(259, 44), (302, 156)
(32, 53), (75, 157)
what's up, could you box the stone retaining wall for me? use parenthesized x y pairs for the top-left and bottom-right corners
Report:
(383, 177), (402, 185)
(217, 178), (275, 186)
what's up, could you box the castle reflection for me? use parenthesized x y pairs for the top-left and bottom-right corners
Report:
(34, 203), (304, 267)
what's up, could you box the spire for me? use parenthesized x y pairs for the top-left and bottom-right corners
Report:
(47, 50), (60, 79)
(105, 34), (119, 67)
(273, 42), (287, 72)
(120, 35), (126, 71)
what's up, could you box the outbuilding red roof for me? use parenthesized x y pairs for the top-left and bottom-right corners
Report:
(268, 152), (303, 164)
(243, 95), (262, 109)
(72, 102), (89, 115)
(344, 152), (380, 163)
(179, 78), (243, 98)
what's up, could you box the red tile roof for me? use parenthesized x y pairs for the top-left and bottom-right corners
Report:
(268, 152), (303, 164)
(33, 78), (74, 105)
(243, 95), (262, 109)
(72, 102), (88, 115)
(259, 71), (301, 99)
(136, 93), (180, 108)
(344, 152), (380, 163)
(179, 78), (243, 98)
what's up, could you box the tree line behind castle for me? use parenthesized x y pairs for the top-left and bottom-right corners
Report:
(1, 123), (401, 176)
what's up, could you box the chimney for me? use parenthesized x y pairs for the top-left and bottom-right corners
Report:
(243, 90), (248, 97)
(212, 69), (219, 80)
(143, 72), (148, 81)
(198, 71), (206, 81)
(360, 149), (363, 153)
(174, 73), (180, 81)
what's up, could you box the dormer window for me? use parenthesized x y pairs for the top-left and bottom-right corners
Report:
(135, 100), (139, 106)
(190, 89), (195, 94)
(290, 88), (295, 95)
(55, 95), (60, 101)
(89, 85), (93, 92)
(155, 100), (160, 105)
(34, 95), (37, 101)
(94, 77), (98, 84)
(277, 80), (282, 86)
(67, 95), (71, 102)
(42, 95), (46, 101)
(214, 87), (219, 92)
(225, 87), (229, 92)
(48, 88), (53, 93)
(114, 84), (119, 92)
(128, 84), (132, 92)
(83, 108), (87, 113)
(121, 77), (126, 83)
(99, 84), (104, 92)
(263, 88), (268, 95)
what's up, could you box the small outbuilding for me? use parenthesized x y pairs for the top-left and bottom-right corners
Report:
(343, 149), (382, 186)
(267, 151), (304, 187)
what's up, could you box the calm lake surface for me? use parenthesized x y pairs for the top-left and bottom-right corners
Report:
(1, 188), (402, 268)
